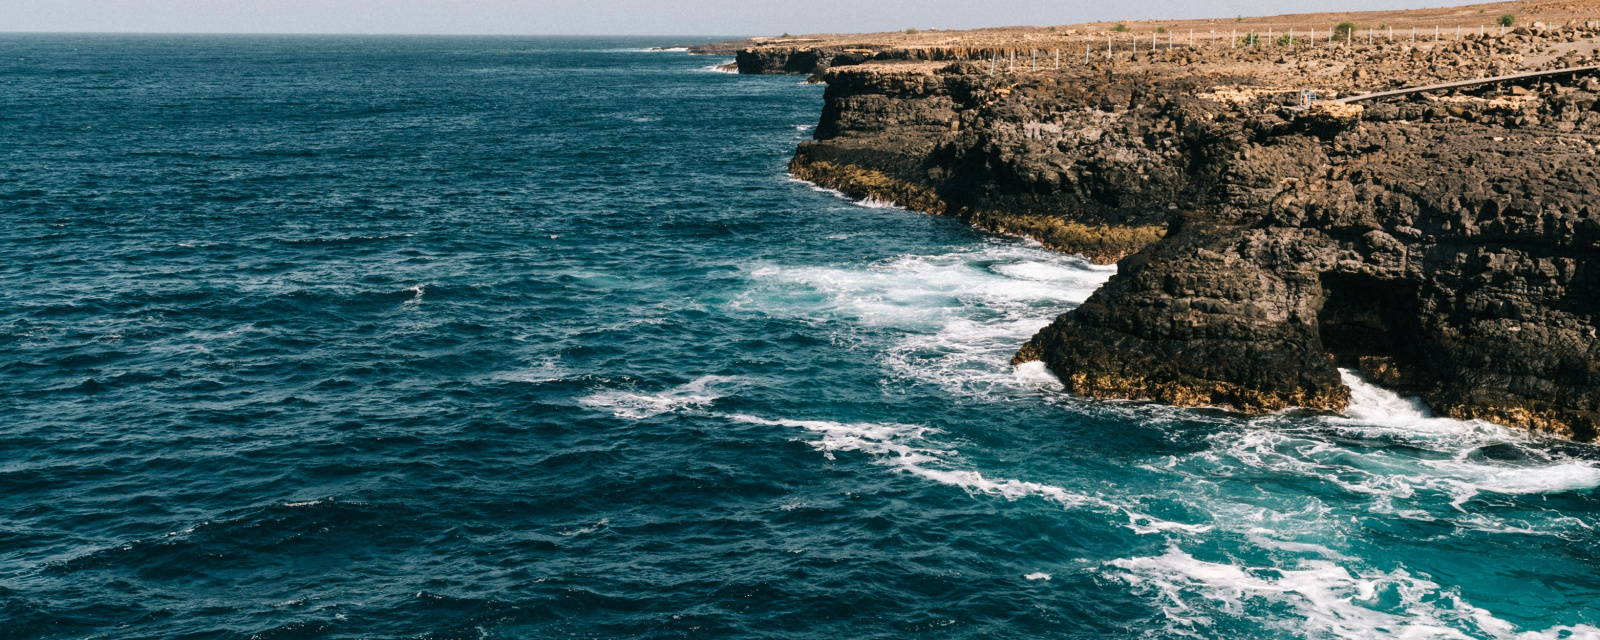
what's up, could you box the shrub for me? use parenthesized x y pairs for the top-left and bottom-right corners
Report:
(1499, 14), (1515, 27)
(1334, 21), (1358, 40)
(1156, 26), (1167, 34)
(1112, 23), (1129, 32)
(904, 28), (918, 34)
(1276, 34), (1296, 46)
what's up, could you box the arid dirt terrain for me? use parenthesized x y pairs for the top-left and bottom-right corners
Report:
(695, 1), (1600, 55)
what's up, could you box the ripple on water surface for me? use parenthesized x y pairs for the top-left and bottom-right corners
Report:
(1, 34), (1598, 640)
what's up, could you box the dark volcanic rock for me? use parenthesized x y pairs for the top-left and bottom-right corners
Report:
(792, 62), (1180, 263)
(786, 29), (1600, 439)
(1014, 90), (1600, 440)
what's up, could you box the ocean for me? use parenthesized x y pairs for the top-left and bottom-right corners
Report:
(3, 34), (1600, 639)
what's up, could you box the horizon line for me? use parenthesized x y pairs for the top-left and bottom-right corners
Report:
(0, 31), (749, 38)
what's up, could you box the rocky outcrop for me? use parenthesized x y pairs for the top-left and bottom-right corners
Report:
(788, 26), (1600, 439)
(735, 47), (873, 76)
(792, 61), (1178, 262)
(1018, 95), (1600, 439)
(715, 42), (1069, 79)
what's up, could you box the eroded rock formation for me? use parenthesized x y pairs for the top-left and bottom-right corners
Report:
(774, 22), (1600, 439)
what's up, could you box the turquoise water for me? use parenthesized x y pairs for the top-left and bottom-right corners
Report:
(3, 35), (1600, 639)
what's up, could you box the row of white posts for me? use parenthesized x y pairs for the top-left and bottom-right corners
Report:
(985, 23), (1523, 74)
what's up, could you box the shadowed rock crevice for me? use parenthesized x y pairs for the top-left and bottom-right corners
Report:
(1316, 272), (1431, 390)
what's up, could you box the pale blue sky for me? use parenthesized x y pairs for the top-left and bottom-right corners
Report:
(3, 1), (1471, 36)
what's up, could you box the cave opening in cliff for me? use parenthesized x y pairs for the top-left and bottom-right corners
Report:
(1316, 272), (1429, 390)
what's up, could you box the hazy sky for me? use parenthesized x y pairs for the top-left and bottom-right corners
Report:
(3, 1), (1470, 36)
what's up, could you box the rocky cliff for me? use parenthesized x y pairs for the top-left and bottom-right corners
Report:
(788, 25), (1600, 439)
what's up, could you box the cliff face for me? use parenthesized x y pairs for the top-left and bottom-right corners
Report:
(1019, 94), (1600, 438)
(792, 29), (1600, 439)
(793, 62), (1176, 262)
(734, 48), (872, 75)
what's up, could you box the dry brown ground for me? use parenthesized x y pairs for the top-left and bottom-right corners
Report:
(713, 0), (1600, 51)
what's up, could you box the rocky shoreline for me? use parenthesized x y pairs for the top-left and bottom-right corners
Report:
(706, 3), (1600, 440)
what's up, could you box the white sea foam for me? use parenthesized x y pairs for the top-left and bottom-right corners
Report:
(1150, 369), (1600, 528)
(1097, 370), (1600, 635)
(740, 192), (1596, 633)
(1024, 572), (1051, 581)
(1326, 369), (1514, 445)
(740, 239), (1112, 397)
(730, 413), (1210, 534)
(854, 196), (902, 209)
(785, 174), (907, 211)
(1277, 371), (1598, 509)
(727, 414), (1099, 506)
(579, 375), (736, 419)
(1108, 546), (1600, 640)
(1010, 360), (1063, 390)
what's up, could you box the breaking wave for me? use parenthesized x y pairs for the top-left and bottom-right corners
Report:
(740, 237), (1112, 397)
(579, 376), (740, 419)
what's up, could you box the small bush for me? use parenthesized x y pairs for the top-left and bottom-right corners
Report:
(1276, 34), (1296, 46)
(1334, 21), (1358, 40)
(1499, 14), (1515, 27)
(1112, 23), (1129, 32)
(1156, 26), (1167, 34)
(1236, 15), (1243, 22)
(904, 28), (918, 34)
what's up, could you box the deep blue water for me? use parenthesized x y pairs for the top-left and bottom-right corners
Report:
(4, 35), (1600, 640)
